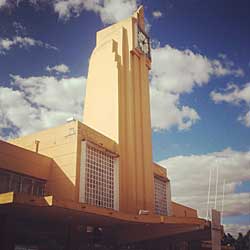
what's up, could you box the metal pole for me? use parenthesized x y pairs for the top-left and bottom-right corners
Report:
(214, 164), (219, 210)
(206, 167), (212, 220)
(221, 179), (226, 224)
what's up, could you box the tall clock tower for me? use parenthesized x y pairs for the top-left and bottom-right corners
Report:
(83, 6), (154, 214)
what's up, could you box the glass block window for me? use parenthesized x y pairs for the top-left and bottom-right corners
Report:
(154, 176), (168, 215)
(80, 141), (119, 210)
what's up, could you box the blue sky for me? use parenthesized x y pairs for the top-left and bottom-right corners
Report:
(0, 0), (249, 236)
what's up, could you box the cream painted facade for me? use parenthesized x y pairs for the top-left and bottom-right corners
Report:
(84, 6), (155, 214)
(6, 7), (200, 219)
(9, 120), (119, 203)
(0, 6), (217, 249)
(8, 6), (174, 217)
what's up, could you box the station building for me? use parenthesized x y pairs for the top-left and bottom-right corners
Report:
(0, 6), (220, 250)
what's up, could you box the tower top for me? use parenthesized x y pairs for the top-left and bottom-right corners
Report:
(134, 5), (145, 29)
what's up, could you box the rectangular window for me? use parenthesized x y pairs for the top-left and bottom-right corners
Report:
(79, 141), (119, 210)
(10, 174), (21, 193)
(0, 171), (10, 193)
(21, 177), (33, 195)
(0, 169), (46, 197)
(154, 176), (168, 215)
(33, 180), (45, 196)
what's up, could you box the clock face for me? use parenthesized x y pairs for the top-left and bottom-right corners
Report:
(137, 26), (150, 58)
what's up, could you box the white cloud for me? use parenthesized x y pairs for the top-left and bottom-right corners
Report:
(13, 21), (27, 35)
(1, 0), (138, 25)
(152, 10), (162, 18)
(53, 0), (87, 20)
(224, 224), (250, 237)
(150, 88), (200, 131)
(218, 53), (227, 60)
(159, 148), (250, 219)
(0, 87), (38, 136)
(0, 0), (41, 9)
(99, 0), (137, 24)
(53, 0), (138, 24)
(0, 36), (58, 54)
(46, 64), (70, 74)
(150, 45), (243, 131)
(211, 83), (250, 105)
(151, 46), (242, 95)
(212, 59), (244, 77)
(0, 74), (86, 138)
(150, 38), (160, 49)
(238, 111), (250, 127)
(211, 82), (250, 127)
(0, 0), (7, 8)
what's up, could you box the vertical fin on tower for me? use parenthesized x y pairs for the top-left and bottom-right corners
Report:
(134, 5), (145, 30)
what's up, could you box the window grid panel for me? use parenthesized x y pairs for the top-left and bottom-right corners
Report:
(85, 144), (115, 209)
(154, 177), (168, 215)
(0, 169), (46, 197)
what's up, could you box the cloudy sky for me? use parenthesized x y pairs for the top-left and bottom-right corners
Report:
(0, 0), (249, 236)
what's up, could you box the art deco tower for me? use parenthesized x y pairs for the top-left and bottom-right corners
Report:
(83, 6), (154, 214)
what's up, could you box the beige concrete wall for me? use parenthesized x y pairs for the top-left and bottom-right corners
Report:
(83, 6), (154, 214)
(8, 121), (119, 203)
(153, 162), (168, 179)
(1, 7), (205, 223)
(83, 39), (120, 142)
(172, 201), (198, 218)
(9, 121), (78, 201)
(0, 140), (52, 180)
